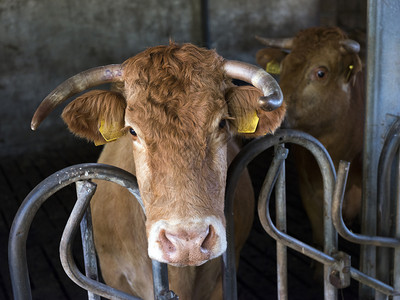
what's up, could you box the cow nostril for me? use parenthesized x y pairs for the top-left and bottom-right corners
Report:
(200, 225), (215, 252)
(159, 230), (176, 254)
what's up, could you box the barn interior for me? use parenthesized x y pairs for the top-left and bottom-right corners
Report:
(1, 0), (399, 299)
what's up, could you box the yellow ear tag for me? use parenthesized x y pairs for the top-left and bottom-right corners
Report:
(266, 60), (281, 75)
(346, 64), (354, 82)
(237, 111), (259, 134)
(96, 120), (124, 146)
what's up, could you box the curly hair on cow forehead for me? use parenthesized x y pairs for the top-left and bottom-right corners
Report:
(122, 42), (231, 166)
(123, 42), (227, 91)
(122, 42), (229, 129)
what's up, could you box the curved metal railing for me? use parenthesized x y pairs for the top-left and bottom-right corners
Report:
(8, 163), (175, 300)
(8, 128), (400, 299)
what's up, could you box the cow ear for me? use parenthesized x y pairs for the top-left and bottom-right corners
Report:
(61, 90), (126, 145)
(226, 86), (286, 138)
(344, 54), (362, 86)
(255, 48), (287, 75)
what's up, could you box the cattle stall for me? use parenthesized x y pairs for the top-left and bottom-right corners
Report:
(4, 132), (361, 300)
(2, 1), (400, 300)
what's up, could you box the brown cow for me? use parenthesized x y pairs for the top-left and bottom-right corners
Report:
(32, 43), (285, 299)
(256, 27), (364, 263)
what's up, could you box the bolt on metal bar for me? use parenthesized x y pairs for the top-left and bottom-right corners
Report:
(274, 144), (288, 300)
(77, 181), (101, 300)
(329, 252), (351, 289)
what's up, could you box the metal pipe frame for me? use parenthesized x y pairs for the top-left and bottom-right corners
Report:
(394, 149), (400, 300)
(332, 161), (400, 248)
(77, 182), (101, 300)
(332, 162), (400, 296)
(9, 129), (400, 299)
(229, 129), (400, 298)
(377, 118), (400, 295)
(275, 144), (288, 300)
(9, 160), (237, 300)
(258, 130), (338, 300)
(224, 129), (338, 299)
(60, 179), (141, 300)
(7, 163), (174, 300)
(363, 1), (400, 298)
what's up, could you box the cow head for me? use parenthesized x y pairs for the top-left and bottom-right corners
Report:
(31, 43), (285, 266)
(256, 27), (362, 135)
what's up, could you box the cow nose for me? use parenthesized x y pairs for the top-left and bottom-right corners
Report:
(158, 225), (216, 266)
(147, 216), (227, 266)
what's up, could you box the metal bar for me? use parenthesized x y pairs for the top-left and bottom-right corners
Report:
(78, 181), (100, 300)
(332, 161), (400, 247)
(60, 179), (140, 300)
(257, 142), (400, 297)
(377, 119), (400, 292)
(8, 163), (143, 300)
(226, 129), (337, 299)
(222, 141), (242, 300)
(394, 148), (400, 300)
(200, 0), (209, 48)
(350, 268), (399, 297)
(151, 261), (178, 300)
(257, 145), (336, 266)
(321, 162), (338, 299)
(152, 261), (168, 298)
(226, 128), (400, 298)
(332, 161), (400, 296)
(274, 144), (288, 300)
(363, 1), (400, 298)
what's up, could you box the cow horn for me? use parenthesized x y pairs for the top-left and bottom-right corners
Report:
(255, 36), (294, 49)
(31, 64), (124, 130)
(223, 60), (283, 111)
(339, 39), (360, 54)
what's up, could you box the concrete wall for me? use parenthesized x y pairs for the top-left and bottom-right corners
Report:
(0, 0), (199, 156)
(0, 0), (363, 156)
(209, 0), (319, 61)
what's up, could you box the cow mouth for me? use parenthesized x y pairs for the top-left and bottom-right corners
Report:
(167, 260), (210, 267)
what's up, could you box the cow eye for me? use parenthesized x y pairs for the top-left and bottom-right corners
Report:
(219, 119), (227, 130)
(129, 127), (138, 138)
(312, 67), (329, 81)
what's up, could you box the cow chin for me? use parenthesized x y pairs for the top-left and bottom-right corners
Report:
(147, 216), (227, 266)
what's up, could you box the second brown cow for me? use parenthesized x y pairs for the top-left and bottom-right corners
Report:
(256, 27), (364, 261)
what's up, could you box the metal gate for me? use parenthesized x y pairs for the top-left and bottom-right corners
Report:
(8, 128), (400, 299)
(236, 129), (400, 300)
(8, 163), (178, 300)
(7, 159), (247, 300)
